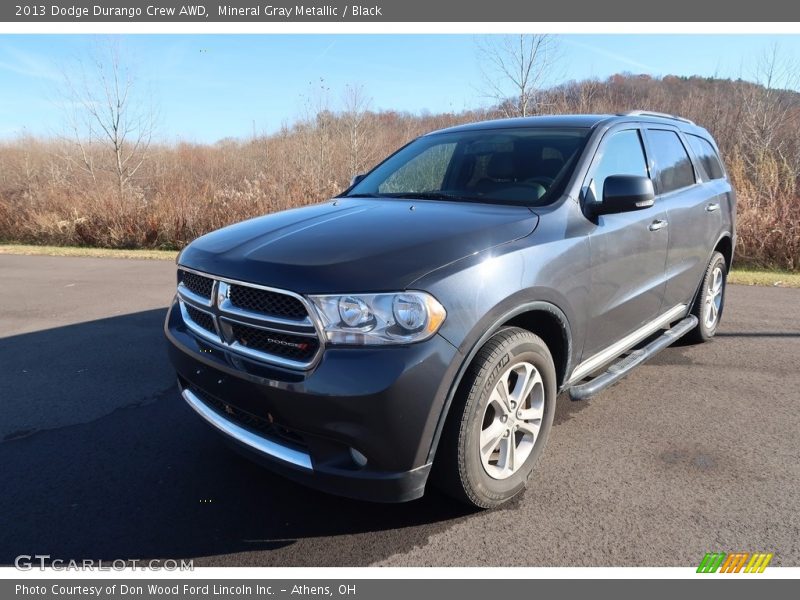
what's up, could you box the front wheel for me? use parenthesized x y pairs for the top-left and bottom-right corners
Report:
(434, 327), (557, 508)
(687, 251), (727, 343)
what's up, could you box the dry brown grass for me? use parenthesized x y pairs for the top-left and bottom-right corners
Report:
(0, 111), (481, 252)
(0, 244), (177, 260)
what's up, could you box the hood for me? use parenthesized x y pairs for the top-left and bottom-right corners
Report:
(179, 197), (539, 293)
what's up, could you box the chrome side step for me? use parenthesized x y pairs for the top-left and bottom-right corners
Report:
(567, 315), (698, 401)
(568, 304), (686, 383)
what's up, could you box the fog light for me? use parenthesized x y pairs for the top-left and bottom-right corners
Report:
(349, 447), (368, 467)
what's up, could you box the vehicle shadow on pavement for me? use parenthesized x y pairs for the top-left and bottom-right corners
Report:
(0, 309), (476, 567)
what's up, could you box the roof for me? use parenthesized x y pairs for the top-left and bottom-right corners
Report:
(427, 112), (710, 137)
(428, 115), (612, 135)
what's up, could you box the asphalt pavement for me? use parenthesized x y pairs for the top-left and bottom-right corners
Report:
(1, 254), (798, 566)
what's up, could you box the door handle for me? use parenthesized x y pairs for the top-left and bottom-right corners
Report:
(649, 219), (668, 232)
(706, 203), (720, 212)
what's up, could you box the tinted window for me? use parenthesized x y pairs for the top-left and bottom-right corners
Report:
(347, 128), (590, 206)
(648, 130), (696, 193)
(589, 129), (649, 201)
(686, 134), (725, 180)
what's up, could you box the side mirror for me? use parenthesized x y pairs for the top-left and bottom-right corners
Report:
(350, 173), (366, 188)
(594, 175), (655, 215)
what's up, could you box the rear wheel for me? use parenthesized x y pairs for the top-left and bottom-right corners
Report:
(434, 327), (556, 508)
(687, 251), (727, 343)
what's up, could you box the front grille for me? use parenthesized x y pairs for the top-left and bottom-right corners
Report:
(179, 269), (214, 299)
(190, 386), (308, 450)
(229, 284), (307, 320)
(230, 322), (319, 362)
(184, 304), (215, 333)
(176, 267), (321, 369)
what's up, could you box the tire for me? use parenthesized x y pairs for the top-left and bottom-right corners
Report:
(434, 327), (557, 508)
(687, 251), (727, 343)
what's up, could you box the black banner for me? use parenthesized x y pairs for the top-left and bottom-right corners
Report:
(3, 579), (797, 600)
(3, 1), (800, 22)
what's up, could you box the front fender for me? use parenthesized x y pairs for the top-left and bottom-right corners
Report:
(411, 228), (591, 463)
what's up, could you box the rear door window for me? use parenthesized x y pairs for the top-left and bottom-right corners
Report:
(647, 129), (696, 194)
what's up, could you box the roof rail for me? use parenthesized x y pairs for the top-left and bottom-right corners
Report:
(618, 110), (695, 125)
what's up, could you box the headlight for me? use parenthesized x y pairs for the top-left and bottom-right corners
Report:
(338, 296), (371, 327)
(308, 291), (446, 345)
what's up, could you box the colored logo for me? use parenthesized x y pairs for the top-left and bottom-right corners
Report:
(697, 552), (773, 573)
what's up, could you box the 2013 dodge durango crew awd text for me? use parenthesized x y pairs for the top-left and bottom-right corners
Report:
(165, 112), (735, 507)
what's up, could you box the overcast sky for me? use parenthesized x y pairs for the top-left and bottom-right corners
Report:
(0, 34), (798, 143)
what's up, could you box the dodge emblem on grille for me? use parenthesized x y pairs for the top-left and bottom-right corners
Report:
(265, 337), (309, 350)
(241, 335), (308, 350)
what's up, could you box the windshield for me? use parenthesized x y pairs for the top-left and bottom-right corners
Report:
(345, 127), (590, 205)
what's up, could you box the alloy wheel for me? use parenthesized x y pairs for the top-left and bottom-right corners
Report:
(704, 265), (724, 329)
(479, 361), (545, 480)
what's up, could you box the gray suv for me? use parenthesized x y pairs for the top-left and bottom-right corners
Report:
(165, 111), (735, 507)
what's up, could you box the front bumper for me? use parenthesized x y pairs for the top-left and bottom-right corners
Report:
(165, 300), (461, 502)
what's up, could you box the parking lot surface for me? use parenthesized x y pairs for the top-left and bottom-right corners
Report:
(2, 254), (798, 566)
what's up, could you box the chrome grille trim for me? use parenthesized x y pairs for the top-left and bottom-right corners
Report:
(177, 269), (214, 304)
(177, 284), (214, 308)
(179, 301), (220, 344)
(216, 281), (314, 328)
(176, 267), (324, 370)
(226, 338), (317, 367)
(218, 315), (319, 338)
(227, 281), (308, 320)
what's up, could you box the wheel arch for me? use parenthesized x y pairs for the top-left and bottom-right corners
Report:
(714, 233), (734, 271)
(689, 232), (733, 314)
(426, 300), (572, 464)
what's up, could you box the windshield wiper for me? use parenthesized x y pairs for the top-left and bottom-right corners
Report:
(343, 193), (386, 198)
(387, 191), (501, 204)
(382, 192), (461, 200)
(346, 191), (493, 203)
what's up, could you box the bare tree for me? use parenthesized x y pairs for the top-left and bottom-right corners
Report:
(297, 78), (337, 196)
(738, 44), (800, 202)
(339, 83), (376, 177)
(61, 39), (157, 198)
(745, 47), (800, 152)
(476, 34), (561, 118)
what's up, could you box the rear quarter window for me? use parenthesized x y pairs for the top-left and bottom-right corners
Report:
(686, 134), (726, 180)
